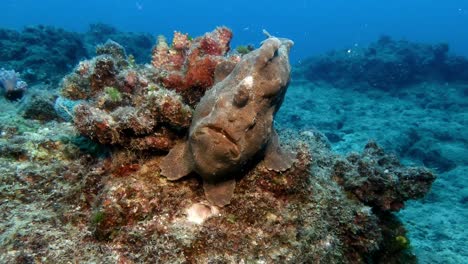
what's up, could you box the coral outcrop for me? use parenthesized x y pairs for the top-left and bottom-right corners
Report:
(58, 28), (242, 152)
(58, 40), (193, 151)
(152, 27), (239, 105)
(332, 141), (436, 212)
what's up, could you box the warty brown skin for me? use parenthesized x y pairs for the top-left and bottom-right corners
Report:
(160, 37), (295, 206)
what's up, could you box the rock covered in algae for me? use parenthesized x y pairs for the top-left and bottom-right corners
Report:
(57, 39), (193, 152)
(87, 129), (431, 263)
(0, 97), (432, 263)
(332, 141), (436, 211)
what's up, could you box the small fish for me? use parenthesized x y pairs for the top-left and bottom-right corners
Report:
(135, 2), (143, 10)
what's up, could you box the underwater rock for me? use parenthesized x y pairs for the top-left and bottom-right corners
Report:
(79, 129), (432, 263)
(85, 23), (155, 63)
(0, 91), (433, 263)
(160, 37), (295, 206)
(332, 141), (436, 211)
(20, 88), (58, 121)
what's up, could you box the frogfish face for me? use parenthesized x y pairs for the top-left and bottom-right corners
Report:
(189, 37), (292, 181)
(159, 37), (295, 207)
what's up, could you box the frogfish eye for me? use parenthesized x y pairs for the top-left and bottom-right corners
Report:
(233, 85), (249, 107)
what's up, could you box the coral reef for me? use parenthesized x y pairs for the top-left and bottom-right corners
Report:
(0, 25), (86, 85)
(0, 24), (154, 86)
(0, 28), (437, 263)
(295, 36), (468, 90)
(160, 37), (295, 206)
(152, 27), (239, 105)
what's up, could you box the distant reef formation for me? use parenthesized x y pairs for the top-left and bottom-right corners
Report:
(83, 23), (155, 65)
(0, 23), (154, 86)
(294, 36), (468, 90)
(0, 28), (436, 263)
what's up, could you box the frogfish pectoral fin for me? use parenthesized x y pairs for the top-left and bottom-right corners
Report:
(203, 178), (236, 207)
(160, 141), (193, 180)
(263, 129), (296, 172)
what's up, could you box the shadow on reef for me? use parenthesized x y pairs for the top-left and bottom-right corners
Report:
(0, 28), (436, 263)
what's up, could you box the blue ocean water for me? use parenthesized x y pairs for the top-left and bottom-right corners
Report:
(4, 0), (468, 62)
(1, 0), (467, 263)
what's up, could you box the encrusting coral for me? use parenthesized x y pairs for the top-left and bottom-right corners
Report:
(152, 27), (240, 105)
(58, 39), (193, 151)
